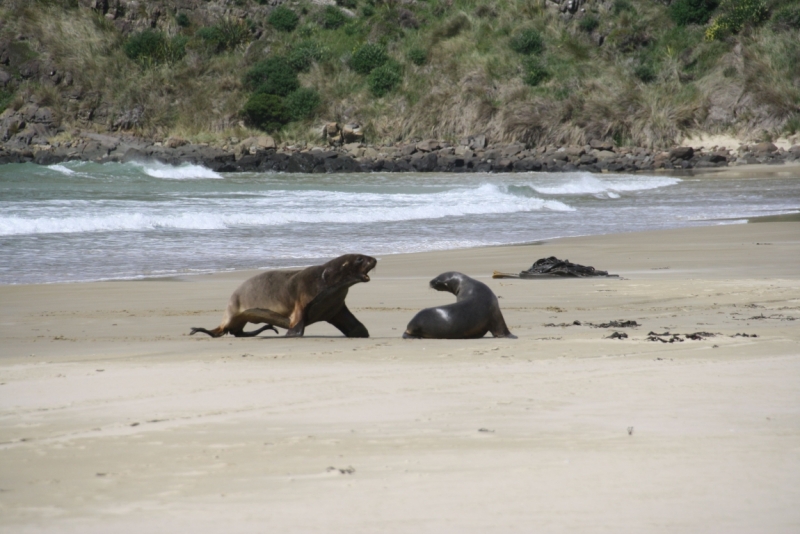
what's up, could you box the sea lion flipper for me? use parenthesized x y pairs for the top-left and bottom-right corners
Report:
(328, 304), (369, 338)
(231, 324), (279, 337)
(239, 308), (292, 330)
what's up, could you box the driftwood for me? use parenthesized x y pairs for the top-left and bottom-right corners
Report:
(493, 256), (618, 279)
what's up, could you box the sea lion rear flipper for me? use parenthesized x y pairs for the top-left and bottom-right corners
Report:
(232, 324), (279, 337)
(238, 308), (292, 330)
(328, 304), (369, 338)
(190, 326), (224, 337)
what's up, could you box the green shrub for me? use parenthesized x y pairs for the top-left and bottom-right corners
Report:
(285, 88), (322, 120)
(668, 0), (718, 26)
(612, 0), (635, 15)
(350, 43), (388, 74)
(368, 60), (402, 96)
(287, 40), (324, 72)
(320, 6), (348, 29)
(124, 30), (166, 62)
(336, 0), (357, 8)
(579, 15), (599, 33)
(196, 19), (249, 53)
(509, 28), (545, 55)
(176, 13), (190, 28)
(362, 5), (375, 17)
(522, 58), (549, 86)
(124, 30), (186, 65)
(244, 57), (300, 96)
(634, 62), (657, 83)
(772, 5), (800, 30)
(242, 93), (290, 132)
(268, 6), (299, 32)
(705, 0), (768, 40)
(0, 90), (14, 114)
(407, 46), (428, 66)
(435, 13), (471, 39)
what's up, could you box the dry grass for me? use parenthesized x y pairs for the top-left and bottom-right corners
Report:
(1, 0), (798, 147)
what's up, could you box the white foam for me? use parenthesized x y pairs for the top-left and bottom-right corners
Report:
(47, 164), (77, 175)
(0, 183), (573, 236)
(132, 162), (223, 180)
(530, 173), (680, 196)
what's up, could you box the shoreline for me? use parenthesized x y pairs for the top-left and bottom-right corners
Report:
(2, 132), (799, 174)
(1, 221), (799, 532)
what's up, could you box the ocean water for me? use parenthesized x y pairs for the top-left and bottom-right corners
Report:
(1, 160), (798, 285)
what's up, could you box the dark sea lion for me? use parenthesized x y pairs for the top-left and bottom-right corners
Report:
(190, 253), (377, 338)
(403, 272), (516, 339)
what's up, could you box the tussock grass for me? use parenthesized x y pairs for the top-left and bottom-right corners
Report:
(2, 0), (798, 147)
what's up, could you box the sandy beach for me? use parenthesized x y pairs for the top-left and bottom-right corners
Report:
(1, 214), (799, 532)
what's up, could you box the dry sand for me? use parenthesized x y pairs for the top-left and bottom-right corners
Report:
(1, 219), (799, 532)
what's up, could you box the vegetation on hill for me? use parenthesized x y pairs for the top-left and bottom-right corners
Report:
(0, 0), (798, 148)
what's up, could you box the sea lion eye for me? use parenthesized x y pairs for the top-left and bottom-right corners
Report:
(356, 257), (362, 263)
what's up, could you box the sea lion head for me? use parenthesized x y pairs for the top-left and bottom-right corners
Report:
(429, 271), (465, 295)
(321, 253), (377, 286)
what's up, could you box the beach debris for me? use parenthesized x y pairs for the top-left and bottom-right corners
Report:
(544, 320), (582, 327)
(733, 333), (758, 338)
(607, 331), (628, 339)
(478, 428), (495, 433)
(493, 256), (618, 279)
(736, 313), (795, 321)
(327, 466), (355, 475)
(646, 331), (718, 343)
(591, 320), (639, 328)
(627, 426), (634, 436)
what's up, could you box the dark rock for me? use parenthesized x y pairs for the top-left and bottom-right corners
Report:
(0, 69), (11, 87)
(33, 150), (66, 165)
(579, 154), (598, 165)
(410, 152), (438, 172)
(669, 146), (694, 160)
(491, 158), (513, 172)
(513, 158), (542, 172)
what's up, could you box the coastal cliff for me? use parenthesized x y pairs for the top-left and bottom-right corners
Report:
(1, 0), (799, 154)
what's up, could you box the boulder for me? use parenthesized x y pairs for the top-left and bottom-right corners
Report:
(454, 146), (474, 158)
(592, 149), (617, 161)
(165, 136), (188, 149)
(501, 143), (525, 158)
(469, 134), (487, 150)
(752, 141), (778, 154)
(341, 123), (363, 143)
(257, 135), (276, 149)
(565, 145), (585, 157)
(323, 122), (341, 146)
(589, 139), (614, 151)
(669, 146), (694, 160)
(416, 139), (440, 152)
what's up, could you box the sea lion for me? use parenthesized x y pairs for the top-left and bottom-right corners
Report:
(190, 253), (377, 338)
(403, 272), (516, 339)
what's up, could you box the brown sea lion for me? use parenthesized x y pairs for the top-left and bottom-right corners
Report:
(403, 272), (516, 339)
(190, 254), (377, 338)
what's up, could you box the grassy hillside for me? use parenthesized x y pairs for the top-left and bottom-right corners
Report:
(1, 0), (799, 148)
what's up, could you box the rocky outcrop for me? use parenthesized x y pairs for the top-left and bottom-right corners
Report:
(2, 128), (799, 173)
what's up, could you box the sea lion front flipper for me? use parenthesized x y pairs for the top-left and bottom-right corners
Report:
(489, 308), (516, 339)
(328, 304), (369, 338)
